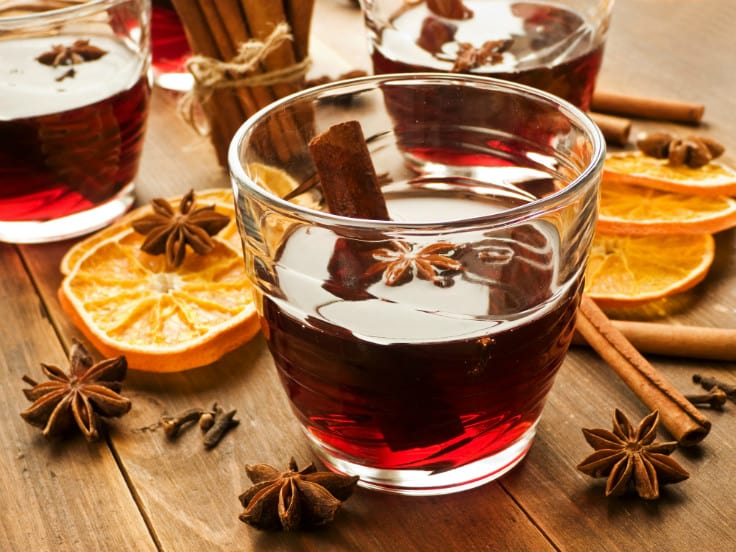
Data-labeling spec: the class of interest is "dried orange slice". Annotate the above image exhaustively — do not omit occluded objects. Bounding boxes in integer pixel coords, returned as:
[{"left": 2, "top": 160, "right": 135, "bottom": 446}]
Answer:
[
  {"left": 59, "top": 228, "right": 259, "bottom": 372},
  {"left": 584, "top": 233, "right": 715, "bottom": 307},
  {"left": 604, "top": 151, "right": 736, "bottom": 196},
  {"left": 61, "top": 187, "right": 239, "bottom": 275},
  {"left": 597, "top": 180, "right": 736, "bottom": 235}
]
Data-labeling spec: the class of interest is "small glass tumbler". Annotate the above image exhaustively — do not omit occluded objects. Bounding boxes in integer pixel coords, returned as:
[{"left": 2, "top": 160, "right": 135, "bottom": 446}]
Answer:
[
  {"left": 230, "top": 74, "right": 604, "bottom": 495},
  {"left": 360, "top": 0, "right": 614, "bottom": 109},
  {"left": 0, "top": 0, "right": 152, "bottom": 243}
]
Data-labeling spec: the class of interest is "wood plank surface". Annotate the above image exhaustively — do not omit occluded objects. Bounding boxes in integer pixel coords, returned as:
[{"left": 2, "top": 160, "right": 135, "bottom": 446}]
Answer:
[{"left": 3, "top": 0, "right": 736, "bottom": 550}]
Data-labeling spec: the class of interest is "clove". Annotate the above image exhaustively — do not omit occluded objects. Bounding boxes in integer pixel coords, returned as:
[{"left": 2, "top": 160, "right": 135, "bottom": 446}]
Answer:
[
  {"left": 202, "top": 404, "right": 239, "bottom": 449},
  {"left": 692, "top": 374, "right": 736, "bottom": 402},
  {"left": 684, "top": 389, "right": 728, "bottom": 410},
  {"left": 161, "top": 408, "right": 205, "bottom": 439}
]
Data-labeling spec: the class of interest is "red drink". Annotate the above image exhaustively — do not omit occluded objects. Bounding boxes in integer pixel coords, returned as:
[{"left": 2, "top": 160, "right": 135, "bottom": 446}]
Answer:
[
  {"left": 151, "top": 0, "right": 192, "bottom": 90},
  {"left": 369, "top": 1, "right": 605, "bottom": 109},
  {"left": 258, "top": 182, "right": 582, "bottom": 476},
  {"left": 152, "top": 1, "right": 190, "bottom": 75},
  {"left": 0, "top": 36, "right": 150, "bottom": 225}
]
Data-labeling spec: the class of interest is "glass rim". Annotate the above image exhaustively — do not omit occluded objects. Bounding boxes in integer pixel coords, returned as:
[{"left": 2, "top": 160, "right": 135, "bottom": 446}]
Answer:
[
  {"left": 229, "top": 72, "right": 606, "bottom": 232},
  {"left": 0, "top": 0, "right": 136, "bottom": 28}
]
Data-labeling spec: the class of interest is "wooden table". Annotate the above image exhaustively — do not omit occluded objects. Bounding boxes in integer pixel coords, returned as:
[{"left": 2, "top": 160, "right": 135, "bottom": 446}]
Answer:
[{"left": 3, "top": 0, "right": 735, "bottom": 550}]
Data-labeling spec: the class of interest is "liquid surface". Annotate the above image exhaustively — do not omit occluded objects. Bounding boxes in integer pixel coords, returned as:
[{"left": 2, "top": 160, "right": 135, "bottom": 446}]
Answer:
[
  {"left": 0, "top": 36, "right": 150, "bottom": 221},
  {"left": 0, "top": 36, "right": 146, "bottom": 119},
  {"left": 371, "top": 1, "right": 604, "bottom": 108}
]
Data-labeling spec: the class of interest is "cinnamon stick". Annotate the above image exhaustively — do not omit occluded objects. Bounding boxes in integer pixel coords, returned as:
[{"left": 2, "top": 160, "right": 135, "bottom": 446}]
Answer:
[
  {"left": 576, "top": 296, "right": 710, "bottom": 447},
  {"left": 574, "top": 320, "right": 736, "bottom": 362},
  {"left": 308, "top": 121, "right": 390, "bottom": 220},
  {"left": 591, "top": 90, "right": 705, "bottom": 124},
  {"left": 239, "top": 0, "right": 308, "bottom": 156},
  {"left": 171, "top": 0, "right": 236, "bottom": 164},
  {"left": 283, "top": 0, "right": 315, "bottom": 61},
  {"left": 211, "top": 0, "right": 290, "bottom": 162},
  {"left": 588, "top": 112, "right": 631, "bottom": 146}
]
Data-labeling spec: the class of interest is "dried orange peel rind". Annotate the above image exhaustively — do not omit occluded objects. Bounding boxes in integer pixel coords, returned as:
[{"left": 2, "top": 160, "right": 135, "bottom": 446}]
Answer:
[
  {"left": 59, "top": 229, "right": 259, "bottom": 372},
  {"left": 584, "top": 233, "right": 715, "bottom": 308},
  {"left": 59, "top": 188, "right": 260, "bottom": 372},
  {"left": 597, "top": 180, "right": 736, "bottom": 235},
  {"left": 603, "top": 151, "right": 736, "bottom": 196}
]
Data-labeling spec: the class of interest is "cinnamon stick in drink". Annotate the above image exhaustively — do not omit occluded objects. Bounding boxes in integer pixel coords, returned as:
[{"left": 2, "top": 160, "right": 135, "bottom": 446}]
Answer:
[
  {"left": 591, "top": 90, "right": 705, "bottom": 124},
  {"left": 576, "top": 295, "right": 711, "bottom": 447},
  {"left": 308, "top": 121, "right": 466, "bottom": 450},
  {"left": 308, "top": 121, "right": 390, "bottom": 220}
]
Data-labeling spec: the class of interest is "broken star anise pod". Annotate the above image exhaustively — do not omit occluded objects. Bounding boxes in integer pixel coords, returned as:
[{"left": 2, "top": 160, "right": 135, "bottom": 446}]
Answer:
[
  {"left": 131, "top": 189, "right": 231, "bottom": 269},
  {"left": 577, "top": 409, "right": 689, "bottom": 500},
  {"left": 363, "top": 240, "right": 463, "bottom": 287},
  {"left": 239, "top": 458, "right": 359, "bottom": 531},
  {"left": 36, "top": 39, "right": 107, "bottom": 67},
  {"left": 20, "top": 340, "right": 131, "bottom": 442}
]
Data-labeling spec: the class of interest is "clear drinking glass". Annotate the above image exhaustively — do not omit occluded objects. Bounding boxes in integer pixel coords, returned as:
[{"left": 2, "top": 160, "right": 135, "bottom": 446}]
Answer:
[
  {"left": 230, "top": 74, "right": 604, "bottom": 495},
  {"left": 360, "top": 0, "right": 615, "bottom": 109},
  {"left": 0, "top": 0, "right": 152, "bottom": 243}
]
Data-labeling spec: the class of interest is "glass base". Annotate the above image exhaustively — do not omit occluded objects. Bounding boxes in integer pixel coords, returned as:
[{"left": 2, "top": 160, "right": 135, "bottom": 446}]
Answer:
[
  {"left": 306, "top": 422, "right": 537, "bottom": 496},
  {"left": 0, "top": 183, "right": 135, "bottom": 244},
  {"left": 154, "top": 70, "right": 193, "bottom": 92}
]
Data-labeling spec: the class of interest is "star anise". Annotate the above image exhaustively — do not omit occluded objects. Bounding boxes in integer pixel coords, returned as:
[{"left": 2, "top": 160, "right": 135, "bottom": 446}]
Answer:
[
  {"left": 239, "top": 458, "right": 359, "bottom": 531},
  {"left": 363, "top": 240, "right": 463, "bottom": 286},
  {"left": 36, "top": 39, "right": 107, "bottom": 67},
  {"left": 577, "top": 409, "right": 689, "bottom": 500},
  {"left": 20, "top": 340, "right": 131, "bottom": 442},
  {"left": 452, "top": 39, "right": 513, "bottom": 72},
  {"left": 131, "top": 189, "right": 231, "bottom": 269}
]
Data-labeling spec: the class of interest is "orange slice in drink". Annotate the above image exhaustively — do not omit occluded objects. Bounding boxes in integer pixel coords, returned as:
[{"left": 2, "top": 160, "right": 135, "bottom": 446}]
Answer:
[
  {"left": 584, "top": 233, "right": 715, "bottom": 307},
  {"left": 604, "top": 151, "right": 736, "bottom": 196},
  {"left": 59, "top": 229, "right": 259, "bottom": 372},
  {"left": 597, "top": 180, "right": 736, "bottom": 235}
]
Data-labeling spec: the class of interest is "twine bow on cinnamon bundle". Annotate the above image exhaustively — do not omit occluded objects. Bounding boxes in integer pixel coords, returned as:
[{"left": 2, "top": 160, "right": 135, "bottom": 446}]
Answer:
[{"left": 172, "top": 0, "right": 315, "bottom": 166}]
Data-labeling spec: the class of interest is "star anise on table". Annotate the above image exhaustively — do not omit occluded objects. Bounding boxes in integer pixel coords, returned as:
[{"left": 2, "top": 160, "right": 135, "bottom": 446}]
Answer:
[
  {"left": 239, "top": 458, "right": 359, "bottom": 531},
  {"left": 131, "top": 189, "right": 231, "bottom": 269},
  {"left": 20, "top": 340, "right": 131, "bottom": 442},
  {"left": 577, "top": 409, "right": 689, "bottom": 500},
  {"left": 36, "top": 39, "right": 107, "bottom": 67},
  {"left": 363, "top": 240, "right": 463, "bottom": 287}
]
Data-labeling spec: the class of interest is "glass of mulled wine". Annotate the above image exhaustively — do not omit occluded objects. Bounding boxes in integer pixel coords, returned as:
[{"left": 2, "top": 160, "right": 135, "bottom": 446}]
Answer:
[
  {"left": 0, "top": 0, "right": 152, "bottom": 244},
  {"left": 230, "top": 74, "right": 604, "bottom": 495},
  {"left": 360, "top": 0, "right": 614, "bottom": 110}
]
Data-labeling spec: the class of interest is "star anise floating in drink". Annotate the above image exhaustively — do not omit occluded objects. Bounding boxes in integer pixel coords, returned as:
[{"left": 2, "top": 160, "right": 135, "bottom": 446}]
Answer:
[
  {"left": 20, "top": 340, "right": 131, "bottom": 442},
  {"left": 452, "top": 39, "right": 513, "bottom": 72},
  {"left": 577, "top": 409, "right": 689, "bottom": 500},
  {"left": 36, "top": 39, "right": 107, "bottom": 67},
  {"left": 239, "top": 458, "right": 359, "bottom": 531},
  {"left": 363, "top": 240, "right": 463, "bottom": 287},
  {"left": 131, "top": 189, "right": 231, "bottom": 269}
]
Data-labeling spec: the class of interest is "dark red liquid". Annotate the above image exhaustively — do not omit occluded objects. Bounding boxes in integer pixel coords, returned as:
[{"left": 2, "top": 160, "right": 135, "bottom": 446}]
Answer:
[
  {"left": 0, "top": 76, "right": 150, "bottom": 222},
  {"left": 369, "top": 1, "right": 605, "bottom": 109},
  {"left": 258, "top": 205, "right": 582, "bottom": 471},
  {"left": 151, "top": 2, "right": 190, "bottom": 74}
]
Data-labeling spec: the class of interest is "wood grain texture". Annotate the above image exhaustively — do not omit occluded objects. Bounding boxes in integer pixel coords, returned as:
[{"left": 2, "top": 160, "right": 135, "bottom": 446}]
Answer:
[
  {"left": 0, "top": 244, "right": 156, "bottom": 551},
  {"left": 4, "top": 0, "right": 736, "bottom": 550}
]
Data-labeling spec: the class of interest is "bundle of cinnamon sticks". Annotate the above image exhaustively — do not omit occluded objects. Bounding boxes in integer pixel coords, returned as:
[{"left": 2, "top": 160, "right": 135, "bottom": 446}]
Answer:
[{"left": 171, "top": 0, "right": 315, "bottom": 166}]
